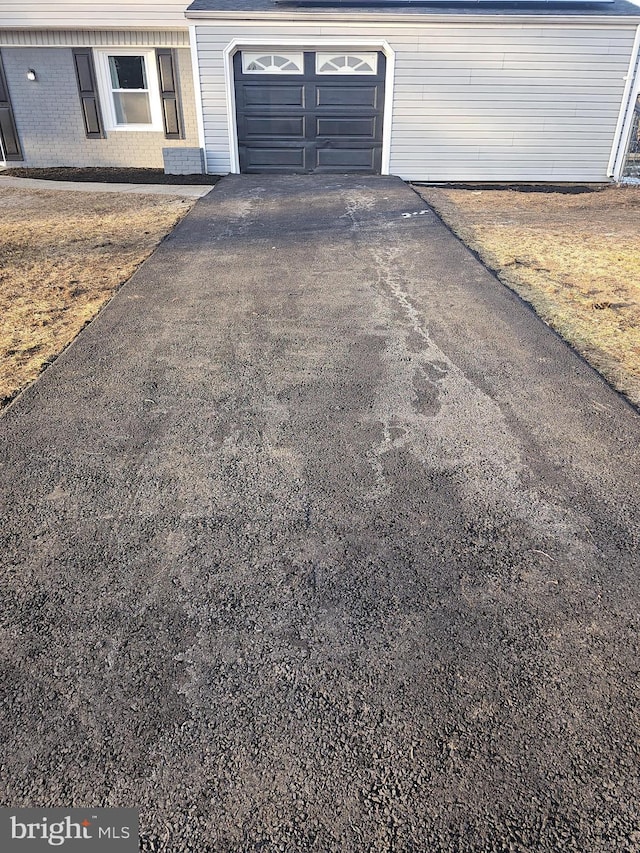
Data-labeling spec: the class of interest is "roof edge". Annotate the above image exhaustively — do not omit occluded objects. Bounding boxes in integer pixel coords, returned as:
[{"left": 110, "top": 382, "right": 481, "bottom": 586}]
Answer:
[{"left": 185, "top": 8, "right": 640, "bottom": 21}]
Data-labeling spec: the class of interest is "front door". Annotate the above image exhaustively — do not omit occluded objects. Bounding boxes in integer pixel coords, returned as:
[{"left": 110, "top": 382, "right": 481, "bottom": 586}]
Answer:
[{"left": 0, "top": 51, "right": 22, "bottom": 161}]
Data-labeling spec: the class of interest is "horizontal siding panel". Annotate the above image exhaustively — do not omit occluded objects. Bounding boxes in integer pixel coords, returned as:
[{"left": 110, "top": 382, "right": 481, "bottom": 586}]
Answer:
[
  {"left": 502, "top": 53, "right": 634, "bottom": 64},
  {"left": 455, "top": 60, "right": 623, "bottom": 71},
  {"left": 394, "top": 159, "right": 607, "bottom": 165},
  {"left": 395, "top": 99, "right": 624, "bottom": 110},
  {"left": 415, "top": 39, "right": 634, "bottom": 50},
  {"left": 395, "top": 161, "right": 610, "bottom": 168},
  {"left": 469, "top": 69, "right": 627, "bottom": 80},
  {"left": 195, "top": 19, "right": 636, "bottom": 181},
  {"left": 396, "top": 85, "right": 624, "bottom": 93},
  {"left": 393, "top": 162, "right": 610, "bottom": 172},
  {"left": 394, "top": 60, "right": 627, "bottom": 72},
  {"left": 394, "top": 110, "right": 620, "bottom": 120},
  {"left": 390, "top": 144, "right": 611, "bottom": 153},
  {"left": 391, "top": 155, "right": 609, "bottom": 162},
  {"left": 393, "top": 126, "right": 615, "bottom": 139},
  {"left": 416, "top": 31, "right": 635, "bottom": 44},
  {"left": 0, "top": 30, "right": 189, "bottom": 47},
  {"left": 399, "top": 164, "right": 609, "bottom": 170},
  {"left": 396, "top": 164, "right": 608, "bottom": 171}
]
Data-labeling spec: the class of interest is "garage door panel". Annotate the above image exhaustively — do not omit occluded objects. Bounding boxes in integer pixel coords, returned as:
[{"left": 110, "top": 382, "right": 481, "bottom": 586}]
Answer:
[
  {"left": 316, "top": 117, "right": 377, "bottom": 138},
  {"left": 316, "top": 148, "right": 378, "bottom": 169},
  {"left": 245, "top": 116, "right": 305, "bottom": 138},
  {"left": 316, "top": 86, "right": 379, "bottom": 109},
  {"left": 243, "top": 85, "right": 305, "bottom": 107},
  {"left": 243, "top": 146, "right": 306, "bottom": 170}
]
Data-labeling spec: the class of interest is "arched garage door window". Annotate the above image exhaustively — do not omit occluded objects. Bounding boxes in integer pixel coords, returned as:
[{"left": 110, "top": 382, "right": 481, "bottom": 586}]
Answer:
[
  {"left": 242, "top": 52, "right": 303, "bottom": 74},
  {"left": 316, "top": 53, "right": 378, "bottom": 75}
]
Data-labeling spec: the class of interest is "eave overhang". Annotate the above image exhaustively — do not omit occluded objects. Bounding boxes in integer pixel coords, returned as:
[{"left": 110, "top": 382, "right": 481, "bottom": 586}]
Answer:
[{"left": 185, "top": 9, "right": 640, "bottom": 24}]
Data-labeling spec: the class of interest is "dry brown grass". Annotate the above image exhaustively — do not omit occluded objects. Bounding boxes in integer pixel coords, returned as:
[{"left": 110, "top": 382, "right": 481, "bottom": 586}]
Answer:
[
  {"left": 416, "top": 185, "right": 640, "bottom": 407},
  {"left": 0, "top": 187, "right": 194, "bottom": 407}
]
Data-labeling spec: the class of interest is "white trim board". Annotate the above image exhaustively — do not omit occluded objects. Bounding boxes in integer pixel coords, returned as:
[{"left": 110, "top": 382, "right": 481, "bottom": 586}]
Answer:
[
  {"left": 189, "top": 24, "right": 208, "bottom": 167},
  {"left": 221, "top": 37, "right": 396, "bottom": 175}
]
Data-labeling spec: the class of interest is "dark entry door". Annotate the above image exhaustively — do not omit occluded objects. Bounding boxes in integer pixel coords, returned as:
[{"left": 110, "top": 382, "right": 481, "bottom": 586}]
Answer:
[
  {"left": 234, "top": 50, "right": 385, "bottom": 174},
  {"left": 0, "top": 51, "right": 22, "bottom": 161}
]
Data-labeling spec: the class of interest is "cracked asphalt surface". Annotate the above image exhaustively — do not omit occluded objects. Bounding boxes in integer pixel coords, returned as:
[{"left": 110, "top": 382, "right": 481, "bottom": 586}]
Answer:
[{"left": 1, "top": 175, "right": 639, "bottom": 852}]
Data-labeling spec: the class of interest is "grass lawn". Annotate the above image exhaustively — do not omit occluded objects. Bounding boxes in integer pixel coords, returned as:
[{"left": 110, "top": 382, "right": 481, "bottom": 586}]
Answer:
[
  {"left": 415, "top": 185, "right": 640, "bottom": 409},
  {"left": 0, "top": 187, "right": 194, "bottom": 408}
]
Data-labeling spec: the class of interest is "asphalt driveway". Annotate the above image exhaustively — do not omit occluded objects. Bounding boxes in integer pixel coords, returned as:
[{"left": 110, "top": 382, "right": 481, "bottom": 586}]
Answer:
[{"left": 1, "top": 175, "right": 639, "bottom": 852}]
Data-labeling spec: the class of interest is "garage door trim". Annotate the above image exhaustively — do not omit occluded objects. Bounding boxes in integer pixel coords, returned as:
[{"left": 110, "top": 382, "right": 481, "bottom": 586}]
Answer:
[{"left": 222, "top": 38, "right": 396, "bottom": 175}]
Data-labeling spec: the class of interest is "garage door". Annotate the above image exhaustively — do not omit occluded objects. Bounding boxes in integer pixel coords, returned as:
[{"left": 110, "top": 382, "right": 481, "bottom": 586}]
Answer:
[{"left": 233, "top": 50, "right": 386, "bottom": 174}]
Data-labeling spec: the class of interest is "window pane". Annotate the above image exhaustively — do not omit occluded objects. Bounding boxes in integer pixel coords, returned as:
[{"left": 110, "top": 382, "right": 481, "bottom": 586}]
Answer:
[
  {"left": 316, "top": 52, "right": 378, "bottom": 75},
  {"left": 113, "top": 91, "right": 151, "bottom": 124},
  {"left": 109, "top": 55, "right": 147, "bottom": 90},
  {"left": 242, "top": 51, "right": 303, "bottom": 74}
]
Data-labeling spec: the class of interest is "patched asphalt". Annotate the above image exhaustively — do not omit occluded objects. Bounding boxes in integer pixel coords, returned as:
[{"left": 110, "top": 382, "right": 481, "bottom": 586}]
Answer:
[{"left": 1, "top": 175, "right": 639, "bottom": 852}]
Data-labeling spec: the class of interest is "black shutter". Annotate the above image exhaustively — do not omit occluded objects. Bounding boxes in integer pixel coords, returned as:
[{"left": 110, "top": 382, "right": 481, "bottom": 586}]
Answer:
[
  {"left": 73, "top": 48, "right": 104, "bottom": 138},
  {"left": 0, "top": 51, "right": 22, "bottom": 160},
  {"left": 156, "top": 49, "right": 183, "bottom": 139}
]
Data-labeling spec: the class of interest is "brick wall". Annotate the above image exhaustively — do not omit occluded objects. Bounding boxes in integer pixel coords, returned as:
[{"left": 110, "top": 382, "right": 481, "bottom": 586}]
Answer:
[
  {"left": 2, "top": 45, "right": 200, "bottom": 168},
  {"left": 163, "top": 146, "right": 204, "bottom": 174}
]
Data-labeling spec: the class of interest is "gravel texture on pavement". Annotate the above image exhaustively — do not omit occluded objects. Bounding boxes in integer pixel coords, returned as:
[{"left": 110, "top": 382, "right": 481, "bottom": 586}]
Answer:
[{"left": 1, "top": 175, "right": 639, "bottom": 852}]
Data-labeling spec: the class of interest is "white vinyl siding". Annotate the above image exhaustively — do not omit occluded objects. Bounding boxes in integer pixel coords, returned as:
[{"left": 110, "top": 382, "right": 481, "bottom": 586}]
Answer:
[
  {"left": 0, "top": 1, "right": 189, "bottom": 29},
  {"left": 0, "top": 31, "right": 190, "bottom": 48},
  {"left": 194, "top": 20, "right": 637, "bottom": 181}
]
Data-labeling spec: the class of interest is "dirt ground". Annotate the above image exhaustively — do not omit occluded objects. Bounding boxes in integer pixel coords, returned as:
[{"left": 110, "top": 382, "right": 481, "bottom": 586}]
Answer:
[
  {"left": 415, "top": 185, "right": 640, "bottom": 408},
  {"left": 0, "top": 187, "right": 194, "bottom": 407}
]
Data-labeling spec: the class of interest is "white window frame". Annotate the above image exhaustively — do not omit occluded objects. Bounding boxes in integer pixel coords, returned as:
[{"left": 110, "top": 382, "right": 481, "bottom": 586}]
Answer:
[
  {"left": 95, "top": 48, "right": 163, "bottom": 132},
  {"left": 315, "top": 52, "right": 378, "bottom": 76},
  {"left": 241, "top": 51, "right": 304, "bottom": 75}
]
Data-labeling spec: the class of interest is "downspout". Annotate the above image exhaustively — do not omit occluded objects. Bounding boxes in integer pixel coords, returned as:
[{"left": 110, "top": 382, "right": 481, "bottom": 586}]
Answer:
[{"left": 608, "top": 24, "right": 640, "bottom": 181}]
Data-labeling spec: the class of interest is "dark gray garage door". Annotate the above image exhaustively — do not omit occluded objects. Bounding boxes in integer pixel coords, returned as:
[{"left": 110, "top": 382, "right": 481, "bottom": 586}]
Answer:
[{"left": 234, "top": 50, "right": 385, "bottom": 174}]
